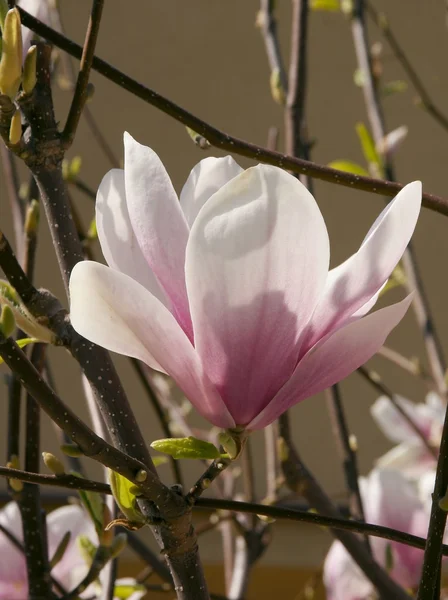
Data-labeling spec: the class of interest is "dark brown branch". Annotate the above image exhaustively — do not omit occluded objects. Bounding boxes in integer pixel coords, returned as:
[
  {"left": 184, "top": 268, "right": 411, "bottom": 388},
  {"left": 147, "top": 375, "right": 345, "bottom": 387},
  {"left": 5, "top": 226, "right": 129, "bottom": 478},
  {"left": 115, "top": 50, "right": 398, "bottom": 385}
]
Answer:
[
  {"left": 325, "top": 384, "right": 370, "bottom": 552},
  {"left": 15, "top": 7, "right": 448, "bottom": 217},
  {"left": 0, "top": 332, "right": 169, "bottom": 505},
  {"left": 62, "top": 0, "right": 104, "bottom": 146},
  {"left": 186, "top": 458, "right": 231, "bottom": 505}
]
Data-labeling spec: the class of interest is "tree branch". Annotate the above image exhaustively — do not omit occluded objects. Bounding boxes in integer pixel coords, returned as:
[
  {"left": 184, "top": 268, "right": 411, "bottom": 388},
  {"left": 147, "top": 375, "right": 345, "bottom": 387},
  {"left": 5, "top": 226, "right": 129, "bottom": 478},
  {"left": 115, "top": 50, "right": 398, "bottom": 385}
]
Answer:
[
  {"left": 15, "top": 7, "right": 448, "bottom": 217},
  {"left": 62, "top": 0, "right": 105, "bottom": 146}
]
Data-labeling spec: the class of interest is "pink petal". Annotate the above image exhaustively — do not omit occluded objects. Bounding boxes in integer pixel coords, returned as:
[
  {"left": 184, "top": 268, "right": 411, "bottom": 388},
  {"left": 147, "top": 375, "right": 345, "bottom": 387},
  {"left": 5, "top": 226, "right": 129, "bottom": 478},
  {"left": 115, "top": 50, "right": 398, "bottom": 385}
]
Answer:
[
  {"left": 362, "top": 469, "right": 426, "bottom": 588},
  {"left": 186, "top": 165, "right": 329, "bottom": 426},
  {"left": 0, "top": 504, "right": 26, "bottom": 589},
  {"left": 249, "top": 295, "right": 412, "bottom": 430},
  {"left": 47, "top": 505, "right": 96, "bottom": 586},
  {"left": 96, "top": 168, "right": 167, "bottom": 305},
  {"left": 124, "top": 133, "right": 192, "bottom": 338},
  {"left": 69, "top": 261, "right": 234, "bottom": 428},
  {"left": 180, "top": 156, "right": 243, "bottom": 226},
  {"left": 323, "top": 540, "right": 373, "bottom": 600},
  {"left": 303, "top": 182, "right": 421, "bottom": 349},
  {"left": 371, "top": 395, "right": 434, "bottom": 444}
]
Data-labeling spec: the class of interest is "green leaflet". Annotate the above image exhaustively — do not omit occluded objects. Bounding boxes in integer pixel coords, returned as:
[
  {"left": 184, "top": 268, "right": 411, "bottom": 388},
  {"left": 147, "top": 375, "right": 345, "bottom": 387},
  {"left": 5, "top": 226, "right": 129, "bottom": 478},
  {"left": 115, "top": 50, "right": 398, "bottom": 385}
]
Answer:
[{"left": 151, "top": 436, "right": 221, "bottom": 460}]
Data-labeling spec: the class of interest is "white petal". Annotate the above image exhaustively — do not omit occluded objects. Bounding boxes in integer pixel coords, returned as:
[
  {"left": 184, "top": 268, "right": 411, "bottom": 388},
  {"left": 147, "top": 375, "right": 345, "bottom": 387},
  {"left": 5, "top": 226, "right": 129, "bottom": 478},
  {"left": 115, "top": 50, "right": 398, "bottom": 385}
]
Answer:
[
  {"left": 304, "top": 182, "right": 421, "bottom": 348},
  {"left": 249, "top": 295, "right": 412, "bottom": 430},
  {"left": 96, "top": 168, "right": 167, "bottom": 304},
  {"left": 69, "top": 261, "right": 234, "bottom": 428},
  {"left": 375, "top": 441, "right": 436, "bottom": 479},
  {"left": 124, "top": 133, "right": 192, "bottom": 336},
  {"left": 180, "top": 156, "right": 243, "bottom": 226},
  {"left": 371, "top": 395, "right": 434, "bottom": 444},
  {"left": 186, "top": 164, "right": 329, "bottom": 426}
]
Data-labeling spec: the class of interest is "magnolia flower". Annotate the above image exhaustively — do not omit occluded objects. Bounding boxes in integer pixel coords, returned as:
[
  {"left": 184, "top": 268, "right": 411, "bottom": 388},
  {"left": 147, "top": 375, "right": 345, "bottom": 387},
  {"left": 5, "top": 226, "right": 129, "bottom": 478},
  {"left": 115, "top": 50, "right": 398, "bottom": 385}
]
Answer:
[
  {"left": 17, "top": 0, "right": 56, "bottom": 55},
  {"left": 0, "top": 502, "right": 144, "bottom": 599},
  {"left": 371, "top": 392, "right": 444, "bottom": 478},
  {"left": 323, "top": 469, "right": 429, "bottom": 599},
  {"left": 70, "top": 134, "right": 421, "bottom": 432}
]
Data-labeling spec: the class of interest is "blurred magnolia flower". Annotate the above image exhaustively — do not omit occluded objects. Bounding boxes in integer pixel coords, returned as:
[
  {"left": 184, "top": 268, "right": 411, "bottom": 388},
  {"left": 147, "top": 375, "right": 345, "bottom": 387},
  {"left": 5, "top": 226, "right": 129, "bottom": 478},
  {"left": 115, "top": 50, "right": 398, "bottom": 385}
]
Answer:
[
  {"left": 376, "top": 125, "right": 408, "bottom": 159},
  {"left": 0, "top": 502, "right": 144, "bottom": 599},
  {"left": 70, "top": 133, "right": 421, "bottom": 432},
  {"left": 323, "top": 469, "right": 429, "bottom": 599},
  {"left": 17, "top": 0, "right": 56, "bottom": 55},
  {"left": 371, "top": 392, "right": 444, "bottom": 478}
]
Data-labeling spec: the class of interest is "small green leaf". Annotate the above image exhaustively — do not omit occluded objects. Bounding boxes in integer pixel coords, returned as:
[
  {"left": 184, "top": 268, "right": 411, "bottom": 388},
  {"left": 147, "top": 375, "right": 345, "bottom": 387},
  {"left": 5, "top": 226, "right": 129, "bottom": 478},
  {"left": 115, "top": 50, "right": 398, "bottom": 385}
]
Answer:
[
  {"left": 151, "top": 436, "right": 221, "bottom": 460},
  {"left": 114, "top": 582, "right": 146, "bottom": 599},
  {"left": 355, "top": 122, "right": 383, "bottom": 176},
  {"left": 152, "top": 456, "right": 169, "bottom": 467},
  {"left": 328, "top": 160, "right": 369, "bottom": 176},
  {"left": 311, "top": 0, "right": 340, "bottom": 10},
  {"left": 382, "top": 80, "right": 407, "bottom": 97},
  {"left": 108, "top": 470, "right": 145, "bottom": 524},
  {"left": 77, "top": 534, "right": 96, "bottom": 566}
]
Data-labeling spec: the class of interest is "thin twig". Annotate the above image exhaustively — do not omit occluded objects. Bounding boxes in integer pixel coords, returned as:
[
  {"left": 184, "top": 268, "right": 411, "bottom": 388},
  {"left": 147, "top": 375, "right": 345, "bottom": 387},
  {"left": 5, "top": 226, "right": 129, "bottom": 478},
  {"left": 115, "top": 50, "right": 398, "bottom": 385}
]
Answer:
[
  {"left": 186, "top": 458, "right": 232, "bottom": 505},
  {"left": 15, "top": 7, "right": 448, "bottom": 217},
  {"left": 377, "top": 345, "right": 433, "bottom": 387},
  {"left": 257, "top": 0, "right": 288, "bottom": 92},
  {"left": 366, "top": 0, "right": 448, "bottom": 132},
  {"left": 325, "top": 384, "right": 370, "bottom": 552},
  {"left": 62, "top": 0, "right": 105, "bottom": 146}
]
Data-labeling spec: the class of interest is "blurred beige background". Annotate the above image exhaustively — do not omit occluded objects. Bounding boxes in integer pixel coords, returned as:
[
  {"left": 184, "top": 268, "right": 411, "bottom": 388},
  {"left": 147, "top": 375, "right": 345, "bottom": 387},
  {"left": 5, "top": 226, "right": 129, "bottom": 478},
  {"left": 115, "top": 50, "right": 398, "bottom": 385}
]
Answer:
[{"left": 1, "top": 1, "right": 448, "bottom": 597}]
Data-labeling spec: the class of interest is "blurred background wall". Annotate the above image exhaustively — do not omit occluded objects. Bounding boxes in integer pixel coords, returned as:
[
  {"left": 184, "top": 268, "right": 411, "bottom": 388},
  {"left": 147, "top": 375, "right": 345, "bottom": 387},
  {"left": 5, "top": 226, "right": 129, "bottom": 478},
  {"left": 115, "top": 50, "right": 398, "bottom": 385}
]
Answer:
[{"left": 1, "top": 1, "right": 448, "bottom": 597}]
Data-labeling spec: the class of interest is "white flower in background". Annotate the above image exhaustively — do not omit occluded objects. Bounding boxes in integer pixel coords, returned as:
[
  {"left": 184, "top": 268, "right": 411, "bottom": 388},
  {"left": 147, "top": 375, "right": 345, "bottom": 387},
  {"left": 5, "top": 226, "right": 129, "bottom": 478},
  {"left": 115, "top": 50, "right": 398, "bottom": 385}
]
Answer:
[
  {"left": 323, "top": 468, "right": 429, "bottom": 599},
  {"left": 0, "top": 502, "right": 145, "bottom": 600},
  {"left": 69, "top": 133, "right": 421, "bottom": 433},
  {"left": 371, "top": 392, "right": 444, "bottom": 478},
  {"left": 17, "top": 0, "right": 56, "bottom": 55}
]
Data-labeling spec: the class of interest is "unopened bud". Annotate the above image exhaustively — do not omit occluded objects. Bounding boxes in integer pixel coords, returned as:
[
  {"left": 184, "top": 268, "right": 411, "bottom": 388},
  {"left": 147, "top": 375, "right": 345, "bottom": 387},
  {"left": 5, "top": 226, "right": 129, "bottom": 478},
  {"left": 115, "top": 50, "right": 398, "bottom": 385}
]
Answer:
[
  {"left": 8, "top": 109, "right": 21, "bottom": 145},
  {"left": 0, "top": 304, "right": 15, "bottom": 337},
  {"left": 7, "top": 455, "right": 23, "bottom": 492},
  {"left": 86, "top": 82, "right": 95, "bottom": 102},
  {"left": 60, "top": 443, "right": 84, "bottom": 457},
  {"left": 22, "top": 46, "right": 37, "bottom": 95},
  {"left": 25, "top": 200, "right": 39, "bottom": 235},
  {"left": 42, "top": 452, "right": 65, "bottom": 476},
  {"left": 135, "top": 469, "right": 147, "bottom": 483},
  {"left": 0, "top": 9, "right": 23, "bottom": 99},
  {"left": 376, "top": 125, "right": 408, "bottom": 158},
  {"left": 0, "top": 1, "right": 7, "bottom": 31},
  {"left": 110, "top": 532, "right": 127, "bottom": 558},
  {"left": 349, "top": 434, "right": 358, "bottom": 453},
  {"left": 270, "top": 68, "right": 286, "bottom": 105}
]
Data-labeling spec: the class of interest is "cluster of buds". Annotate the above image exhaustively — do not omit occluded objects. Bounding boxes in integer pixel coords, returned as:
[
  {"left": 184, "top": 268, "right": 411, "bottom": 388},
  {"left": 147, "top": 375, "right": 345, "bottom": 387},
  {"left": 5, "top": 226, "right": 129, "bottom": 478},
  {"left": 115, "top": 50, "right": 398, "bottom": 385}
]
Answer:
[{"left": 0, "top": 5, "right": 37, "bottom": 146}]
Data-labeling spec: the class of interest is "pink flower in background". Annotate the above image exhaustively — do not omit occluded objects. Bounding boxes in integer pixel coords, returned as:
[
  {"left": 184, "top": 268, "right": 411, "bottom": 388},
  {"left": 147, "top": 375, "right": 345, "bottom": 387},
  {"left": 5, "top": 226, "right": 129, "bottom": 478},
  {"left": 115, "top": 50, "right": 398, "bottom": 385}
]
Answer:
[
  {"left": 17, "top": 0, "right": 56, "bottom": 55},
  {"left": 70, "top": 134, "right": 421, "bottom": 431},
  {"left": 323, "top": 469, "right": 429, "bottom": 599},
  {"left": 0, "top": 502, "right": 144, "bottom": 600},
  {"left": 371, "top": 392, "right": 444, "bottom": 478}
]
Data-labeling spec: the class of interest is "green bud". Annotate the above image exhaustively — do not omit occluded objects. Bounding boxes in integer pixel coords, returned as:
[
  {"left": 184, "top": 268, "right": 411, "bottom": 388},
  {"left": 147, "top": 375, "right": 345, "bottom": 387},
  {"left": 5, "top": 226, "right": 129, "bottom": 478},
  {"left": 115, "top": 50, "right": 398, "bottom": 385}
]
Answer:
[
  {"left": 0, "top": 8, "right": 23, "bottom": 99},
  {"left": 135, "top": 469, "right": 147, "bottom": 483},
  {"left": 0, "top": 304, "right": 15, "bottom": 337},
  {"left": 42, "top": 452, "right": 65, "bottom": 476},
  {"left": 24, "top": 200, "right": 40, "bottom": 235},
  {"left": 270, "top": 69, "right": 286, "bottom": 106},
  {"left": 439, "top": 489, "right": 448, "bottom": 511},
  {"left": 61, "top": 443, "right": 84, "bottom": 457},
  {"left": 0, "top": 279, "right": 56, "bottom": 343},
  {"left": 7, "top": 455, "right": 23, "bottom": 492},
  {"left": 185, "top": 126, "right": 210, "bottom": 150},
  {"left": 22, "top": 46, "right": 37, "bottom": 95},
  {"left": 218, "top": 428, "right": 247, "bottom": 460},
  {"left": 8, "top": 109, "right": 21, "bottom": 145},
  {"left": 77, "top": 534, "right": 96, "bottom": 566},
  {"left": 110, "top": 532, "right": 127, "bottom": 558}
]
